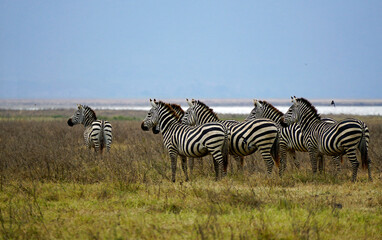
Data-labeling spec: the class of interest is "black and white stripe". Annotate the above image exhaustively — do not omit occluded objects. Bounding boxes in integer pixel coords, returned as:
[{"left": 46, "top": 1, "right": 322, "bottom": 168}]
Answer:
[
  {"left": 281, "top": 97, "right": 372, "bottom": 181},
  {"left": 183, "top": 99, "right": 280, "bottom": 175},
  {"left": 141, "top": 99, "right": 229, "bottom": 182},
  {"left": 245, "top": 99, "right": 340, "bottom": 175},
  {"left": 67, "top": 104, "right": 112, "bottom": 154}
]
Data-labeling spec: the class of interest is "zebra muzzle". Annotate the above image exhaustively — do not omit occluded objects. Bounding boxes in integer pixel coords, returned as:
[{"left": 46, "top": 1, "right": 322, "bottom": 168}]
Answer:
[
  {"left": 67, "top": 119, "right": 74, "bottom": 127},
  {"left": 279, "top": 117, "right": 288, "bottom": 128},
  {"left": 152, "top": 126, "right": 160, "bottom": 134},
  {"left": 141, "top": 122, "right": 149, "bottom": 131}
]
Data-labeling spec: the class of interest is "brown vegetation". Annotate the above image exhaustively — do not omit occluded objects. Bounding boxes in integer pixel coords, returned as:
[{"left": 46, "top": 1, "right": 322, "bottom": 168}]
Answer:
[{"left": 0, "top": 110, "right": 381, "bottom": 239}]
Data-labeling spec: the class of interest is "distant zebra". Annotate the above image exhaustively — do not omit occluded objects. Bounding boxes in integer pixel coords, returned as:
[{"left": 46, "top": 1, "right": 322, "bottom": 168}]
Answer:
[
  {"left": 183, "top": 99, "right": 280, "bottom": 175},
  {"left": 245, "top": 99, "right": 340, "bottom": 174},
  {"left": 281, "top": 97, "right": 372, "bottom": 181},
  {"left": 67, "top": 104, "right": 112, "bottom": 154},
  {"left": 141, "top": 99, "right": 229, "bottom": 182}
]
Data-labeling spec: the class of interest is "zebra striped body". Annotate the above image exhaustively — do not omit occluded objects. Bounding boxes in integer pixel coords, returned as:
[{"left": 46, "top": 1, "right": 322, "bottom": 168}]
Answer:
[
  {"left": 67, "top": 104, "right": 112, "bottom": 153},
  {"left": 282, "top": 97, "right": 372, "bottom": 181},
  {"left": 183, "top": 99, "right": 279, "bottom": 174},
  {"left": 246, "top": 100, "right": 339, "bottom": 174},
  {"left": 141, "top": 100, "right": 229, "bottom": 182}
]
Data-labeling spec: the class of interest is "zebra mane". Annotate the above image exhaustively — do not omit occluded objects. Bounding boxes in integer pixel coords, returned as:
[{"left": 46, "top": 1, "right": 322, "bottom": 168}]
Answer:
[
  {"left": 195, "top": 100, "right": 219, "bottom": 120},
  {"left": 296, "top": 98, "right": 321, "bottom": 120},
  {"left": 259, "top": 100, "right": 283, "bottom": 118},
  {"left": 157, "top": 101, "right": 181, "bottom": 120},
  {"left": 82, "top": 105, "right": 97, "bottom": 120},
  {"left": 170, "top": 104, "right": 184, "bottom": 115}
]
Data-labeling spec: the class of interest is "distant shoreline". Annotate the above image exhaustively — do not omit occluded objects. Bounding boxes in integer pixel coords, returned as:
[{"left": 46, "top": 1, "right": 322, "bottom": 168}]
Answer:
[{"left": 1, "top": 98, "right": 382, "bottom": 110}]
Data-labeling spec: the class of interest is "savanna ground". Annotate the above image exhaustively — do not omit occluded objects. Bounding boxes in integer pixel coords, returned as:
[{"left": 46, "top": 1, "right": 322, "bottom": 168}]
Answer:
[{"left": 0, "top": 109, "right": 381, "bottom": 239}]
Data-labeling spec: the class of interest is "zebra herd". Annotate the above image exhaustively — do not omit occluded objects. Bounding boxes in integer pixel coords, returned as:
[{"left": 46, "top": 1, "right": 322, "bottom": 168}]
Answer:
[{"left": 67, "top": 97, "right": 372, "bottom": 182}]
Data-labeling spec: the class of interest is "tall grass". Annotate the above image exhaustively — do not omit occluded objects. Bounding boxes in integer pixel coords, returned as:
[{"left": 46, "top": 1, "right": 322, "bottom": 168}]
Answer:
[{"left": 0, "top": 110, "right": 381, "bottom": 239}]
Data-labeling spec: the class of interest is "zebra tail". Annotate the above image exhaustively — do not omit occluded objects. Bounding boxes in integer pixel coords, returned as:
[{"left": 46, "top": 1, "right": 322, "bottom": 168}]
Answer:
[
  {"left": 359, "top": 129, "right": 368, "bottom": 170},
  {"left": 271, "top": 131, "right": 280, "bottom": 168},
  {"left": 100, "top": 120, "right": 105, "bottom": 154}
]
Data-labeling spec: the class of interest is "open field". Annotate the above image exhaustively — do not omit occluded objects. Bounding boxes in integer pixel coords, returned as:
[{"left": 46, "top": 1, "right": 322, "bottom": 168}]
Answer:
[{"left": 0, "top": 109, "right": 381, "bottom": 239}]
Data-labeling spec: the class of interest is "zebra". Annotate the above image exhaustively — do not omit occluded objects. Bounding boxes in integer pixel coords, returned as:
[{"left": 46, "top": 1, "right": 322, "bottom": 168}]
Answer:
[
  {"left": 183, "top": 99, "right": 280, "bottom": 175},
  {"left": 245, "top": 99, "right": 341, "bottom": 174},
  {"left": 281, "top": 97, "right": 372, "bottom": 181},
  {"left": 150, "top": 103, "right": 200, "bottom": 172},
  {"left": 141, "top": 99, "right": 230, "bottom": 182},
  {"left": 182, "top": 99, "right": 245, "bottom": 171},
  {"left": 67, "top": 104, "right": 112, "bottom": 154}
]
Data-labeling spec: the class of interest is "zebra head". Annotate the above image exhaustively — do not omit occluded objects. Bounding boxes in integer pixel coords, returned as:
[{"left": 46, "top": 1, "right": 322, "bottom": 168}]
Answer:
[
  {"left": 182, "top": 99, "right": 197, "bottom": 126},
  {"left": 68, "top": 104, "right": 85, "bottom": 127},
  {"left": 245, "top": 99, "right": 263, "bottom": 121},
  {"left": 281, "top": 96, "right": 299, "bottom": 127},
  {"left": 141, "top": 99, "right": 160, "bottom": 131},
  {"left": 282, "top": 96, "right": 321, "bottom": 127}
]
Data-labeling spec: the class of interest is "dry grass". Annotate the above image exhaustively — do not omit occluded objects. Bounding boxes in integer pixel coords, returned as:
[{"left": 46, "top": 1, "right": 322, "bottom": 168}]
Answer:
[{"left": 0, "top": 110, "right": 381, "bottom": 239}]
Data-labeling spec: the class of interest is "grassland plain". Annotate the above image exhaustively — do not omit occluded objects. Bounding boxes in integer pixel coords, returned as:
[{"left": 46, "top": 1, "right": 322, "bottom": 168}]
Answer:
[{"left": 0, "top": 109, "right": 381, "bottom": 240}]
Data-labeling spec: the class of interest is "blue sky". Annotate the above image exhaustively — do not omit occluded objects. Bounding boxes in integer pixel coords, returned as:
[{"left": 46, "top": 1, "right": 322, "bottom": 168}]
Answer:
[{"left": 0, "top": 1, "right": 381, "bottom": 99}]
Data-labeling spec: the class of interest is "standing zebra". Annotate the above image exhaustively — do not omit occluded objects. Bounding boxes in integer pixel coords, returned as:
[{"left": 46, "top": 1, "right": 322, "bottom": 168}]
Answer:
[
  {"left": 281, "top": 97, "right": 372, "bottom": 181},
  {"left": 141, "top": 99, "right": 229, "bottom": 182},
  {"left": 182, "top": 99, "right": 245, "bottom": 171},
  {"left": 67, "top": 104, "right": 112, "bottom": 154},
  {"left": 245, "top": 99, "right": 340, "bottom": 174},
  {"left": 183, "top": 99, "right": 280, "bottom": 175},
  {"left": 150, "top": 103, "right": 199, "bottom": 172}
]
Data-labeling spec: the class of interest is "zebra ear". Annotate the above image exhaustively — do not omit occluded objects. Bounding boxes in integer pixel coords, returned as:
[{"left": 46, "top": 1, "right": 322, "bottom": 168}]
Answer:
[
  {"left": 253, "top": 99, "right": 256, "bottom": 106},
  {"left": 77, "top": 104, "right": 81, "bottom": 109},
  {"left": 150, "top": 99, "right": 157, "bottom": 108},
  {"left": 186, "top": 99, "right": 193, "bottom": 107},
  {"left": 292, "top": 96, "right": 298, "bottom": 105},
  {"left": 255, "top": 100, "right": 262, "bottom": 108}
]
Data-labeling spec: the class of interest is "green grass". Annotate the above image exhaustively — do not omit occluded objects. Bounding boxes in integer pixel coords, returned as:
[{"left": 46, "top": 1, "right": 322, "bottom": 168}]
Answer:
[{"left": 1, "top": 177, "right": 381, "bottom": 240}]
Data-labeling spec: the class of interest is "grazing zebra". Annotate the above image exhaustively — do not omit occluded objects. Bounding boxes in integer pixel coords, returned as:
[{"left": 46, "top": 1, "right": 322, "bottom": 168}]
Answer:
[
  {"left": 281, "top": 97, "right": 372, "bottom": 181},
  {"left": 141, "top": 99, "right": 229, "bottom": 182},
  {"left": 245, "top": 99, "right": 340, "bottom": 174},
  {"left": 183, "top": 99, "right": 280, "bottom": 175},
  {"left": 67, "top": 104, "right": 112, "bottom": 154}
]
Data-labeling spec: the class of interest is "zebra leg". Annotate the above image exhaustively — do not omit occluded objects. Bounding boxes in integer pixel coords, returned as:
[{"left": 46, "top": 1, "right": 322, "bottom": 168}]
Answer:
[
  {"left": 346, "top": 149, "right": 359, "bottom": 182},
  {"left": 290, "top": 149, "right": 300, "bottom": 169},
  {"left": 188, "top": 158, "right": 194, "bottom": 175},
  {"left": 318, "top": 155, "right": 324, "bottom": 173},
  {"left": 211, "top": 151, "right": 224, "bottom": 180},
  {"left": 181, "top": 156, "right": 189, "bottom": 182},
  {"left": 279, "top": 144, "right": 288, "bottom": 177},
  {"left": 259, "top": 149, "right": 274, "bottom": 175},
  {"left": 308, "top": 150, "right": 319, "bottom": 174},
  {"left": 332, "top": 156, "right": 341, "bottom": 173},
  {"left": 169, "top": 153, "right": 178, "bottom": 182},
  {"left": 233, "top": 155, "right": 244, "bottom": 172},
  {"left": 367, "top": 157, "right": 373, "bottom": 181}
]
